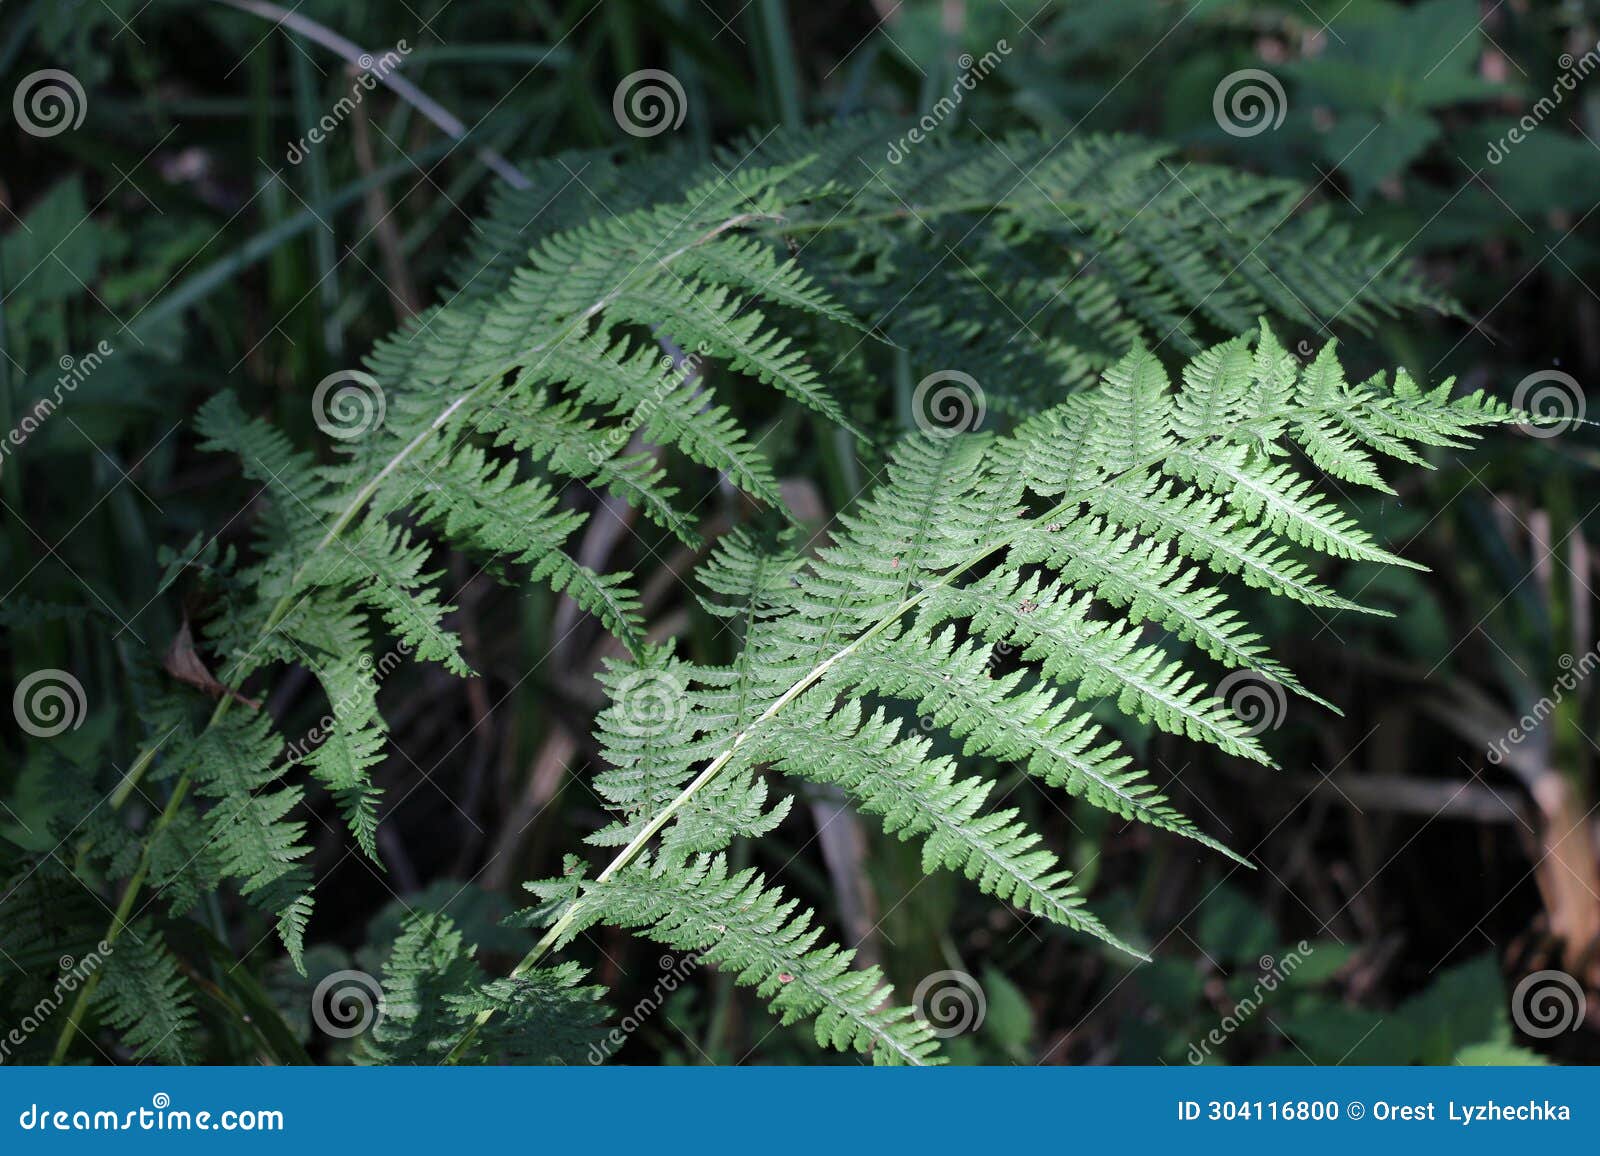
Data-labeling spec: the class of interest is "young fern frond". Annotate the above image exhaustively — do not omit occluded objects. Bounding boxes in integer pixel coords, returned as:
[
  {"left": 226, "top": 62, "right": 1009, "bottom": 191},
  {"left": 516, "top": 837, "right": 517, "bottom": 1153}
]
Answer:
[{"left": 494, "top": 323, "right": 1516, "bottom": 1065}]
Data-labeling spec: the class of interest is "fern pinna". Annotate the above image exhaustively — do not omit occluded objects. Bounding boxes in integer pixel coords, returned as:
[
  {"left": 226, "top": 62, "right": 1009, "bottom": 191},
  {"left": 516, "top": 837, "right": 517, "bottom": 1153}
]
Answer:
[{"left": 2, "top": 125, "right": 1511, "bottom": 1066}]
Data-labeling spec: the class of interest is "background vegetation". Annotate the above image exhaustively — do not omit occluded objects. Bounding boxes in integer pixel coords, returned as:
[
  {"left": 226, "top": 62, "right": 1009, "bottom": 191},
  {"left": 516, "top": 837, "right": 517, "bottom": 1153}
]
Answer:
[{"left": 3, "top": 0, "right": 1599, "bottom": 1064}]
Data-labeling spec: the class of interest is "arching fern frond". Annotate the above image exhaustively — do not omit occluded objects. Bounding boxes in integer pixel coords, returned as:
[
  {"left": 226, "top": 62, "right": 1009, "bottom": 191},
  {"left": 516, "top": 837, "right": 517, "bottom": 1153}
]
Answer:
[
  {"left": 538, "top": 852, "right": 941, "bottom": 1065},
  {"left": 490, "top": 322, "right": 1516, "bottom": 1066},
  {"left": 88, "top": 158, "right": 869, "bottom": 991},
  {"left": 754, "top": 122, "right": 1447, "bottom": 413},
  {"left": 449, "top": 123, "right": 1447, "bottom": 424}
]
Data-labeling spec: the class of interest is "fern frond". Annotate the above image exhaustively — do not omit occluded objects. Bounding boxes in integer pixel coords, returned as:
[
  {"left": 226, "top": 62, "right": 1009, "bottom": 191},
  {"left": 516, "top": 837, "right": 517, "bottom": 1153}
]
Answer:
[
  {"left": 756, "top": 694, "right": 1136, "bottom": 947},
  {"left": 501, "top": 322, "right": 1517, "bottom": 1065},
  {"left": 728, "top": 123, "right": 1448, "bottom": 412},
  {"left": 88, "top": 154, "right": 880, "bottom": 998}
]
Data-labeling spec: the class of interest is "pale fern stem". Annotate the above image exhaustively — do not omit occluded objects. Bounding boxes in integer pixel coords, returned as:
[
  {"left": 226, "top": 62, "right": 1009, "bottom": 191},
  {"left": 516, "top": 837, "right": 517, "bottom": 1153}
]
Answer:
[{"left": 57, "top": 212, "right": 783, "bottom": 1063}]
